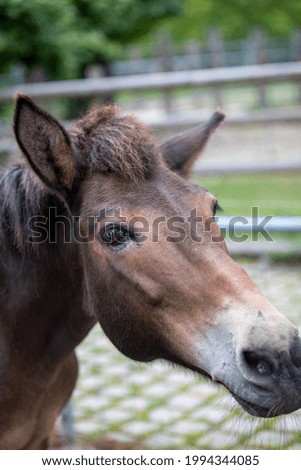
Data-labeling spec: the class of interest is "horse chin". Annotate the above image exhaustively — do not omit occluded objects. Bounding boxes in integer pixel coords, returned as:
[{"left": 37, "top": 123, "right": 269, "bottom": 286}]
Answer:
[
  {"left": 228, "top": 391, "right": 275, "bottom": 418},
  {"left": 176, "top": 360, "right": 279, "bottom": 418},
  {"left": 204, "top": 376, "right": 276, "bottom": 418},
  {"left": 169, "top": 357, "right": 261, "bottom": 416}
]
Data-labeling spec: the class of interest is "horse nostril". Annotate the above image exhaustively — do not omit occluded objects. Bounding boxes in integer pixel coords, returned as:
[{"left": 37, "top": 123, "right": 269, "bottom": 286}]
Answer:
[{"left": 242, "top": 350, "right": 275, "bottom": 377}]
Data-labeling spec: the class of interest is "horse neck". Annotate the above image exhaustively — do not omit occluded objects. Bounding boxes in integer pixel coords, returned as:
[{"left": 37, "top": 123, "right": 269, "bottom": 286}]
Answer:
[
  {"left": 0, "top": 163, "right": 95, "bottom": 373},
  {"left": 0, "top": 225, "right": 95, "bottom": 375}
]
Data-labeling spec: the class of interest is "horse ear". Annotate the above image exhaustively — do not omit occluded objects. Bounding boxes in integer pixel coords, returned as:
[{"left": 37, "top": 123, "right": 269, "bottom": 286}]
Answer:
[
  {"left": 14, "top": 93, "right": 77, "bottom": 192},
  {"left": 161, "top": 110, "right": 225, "bottom": 177}
]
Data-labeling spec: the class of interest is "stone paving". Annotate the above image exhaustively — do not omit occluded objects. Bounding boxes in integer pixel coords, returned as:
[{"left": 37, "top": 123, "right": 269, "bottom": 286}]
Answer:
[{"left": 67, "top": 259, "right": 301, "bottom": 450}]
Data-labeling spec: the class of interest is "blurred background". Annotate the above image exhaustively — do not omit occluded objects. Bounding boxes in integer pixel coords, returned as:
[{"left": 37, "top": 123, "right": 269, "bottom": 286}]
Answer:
[{"left": 1, "top": 0, "right": 301, "bottom": 450}]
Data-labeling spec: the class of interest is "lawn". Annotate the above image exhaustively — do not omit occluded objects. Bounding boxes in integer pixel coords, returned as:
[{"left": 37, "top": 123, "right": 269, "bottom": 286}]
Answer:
[
  {"left": 192, "top": 173, "right": 301, "bottom": 250},
  {"left": 192, "top": 173, "right": 301, "bottom": 217}
]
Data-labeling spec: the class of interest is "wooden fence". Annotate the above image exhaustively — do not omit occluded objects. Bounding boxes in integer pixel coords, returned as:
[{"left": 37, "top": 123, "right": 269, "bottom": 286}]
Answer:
[
  {"left": 1, "top": 61, "right": 301, "bottom": 174},
  {"left": 116, "top": 29, "right": 301, "bottom": 76},
  {"left": 1, "top": 61, "right": 301, "bottom": 123},
  {"left": 1, "top": 61, "right": 301, "bottom": 103}
]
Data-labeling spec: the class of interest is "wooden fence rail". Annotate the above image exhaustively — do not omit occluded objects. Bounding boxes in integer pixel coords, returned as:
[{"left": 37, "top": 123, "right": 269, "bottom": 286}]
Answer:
[
  {"left": 1, "top": 62, "right": 301, "bottom": 102},
  {"left": 1, "top": 62, "right": 301, "bottom": 179}
]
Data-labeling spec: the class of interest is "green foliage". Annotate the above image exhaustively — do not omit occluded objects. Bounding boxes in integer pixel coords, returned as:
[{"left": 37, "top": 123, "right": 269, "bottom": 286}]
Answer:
[
  {"left": 2, "top": 0, "right": 299, "bottom": 79},
  {"left": 206, "top": 0, "right": 301, "bottom": 39},
  {"left": 0, "top": 0, "right": 184, "bottom": 79},
  {"left": 159, "top": 0, "right": 301, "bottom": 41},
  {"left": 72, "top": 0, "right": 184, "bottom": 42},
  {"left": 0, "top": 0, "right": 76, "bottom": 77}
]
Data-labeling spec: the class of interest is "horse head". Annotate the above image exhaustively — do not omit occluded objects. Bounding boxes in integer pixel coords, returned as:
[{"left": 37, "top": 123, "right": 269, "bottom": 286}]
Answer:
[{"left": 14, "top": 93, "right": 301, "bottom": 418}]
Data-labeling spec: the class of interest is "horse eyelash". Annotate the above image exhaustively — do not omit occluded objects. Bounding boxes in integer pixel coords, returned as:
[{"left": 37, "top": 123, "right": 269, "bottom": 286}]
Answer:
[{"left": 214, "top": 201, "right": 223, "bottom": 215}]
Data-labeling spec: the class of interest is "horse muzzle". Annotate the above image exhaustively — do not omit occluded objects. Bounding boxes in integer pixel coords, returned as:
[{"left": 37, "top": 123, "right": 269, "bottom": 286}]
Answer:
[{"left": 207, "top": 325, "right": 301, "bottom": 418}]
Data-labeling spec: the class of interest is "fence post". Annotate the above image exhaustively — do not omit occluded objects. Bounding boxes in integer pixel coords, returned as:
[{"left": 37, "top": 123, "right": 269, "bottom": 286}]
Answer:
[
  {"left": 186, "top": 41, "right": 203, "bottom": 108},
  {"left": 207, "top": 28, "right": 224, "bottom": 108},
  {"left": 243, "top": 33, "right": 256, "bottom": 65},
  {"left": 252, "top": 29, "right": 268, "bottom": 107},
  {"left": 186, "top": 41, "right": 202, "bottom": 70},
  {"left": 290, "top": 29, "right": 301, "bottom": 103},
  {"left": 61, "top": 401, "right": 75, "bottom": 445},
  {"left": 127, "top": 45, "right": 144, "bottom": 74},
  {"left": 154, "top": 30, "right": 175, "bottom": 115},
  {"left": 85, "top": 64, "right": 105, "bottom": 106}
]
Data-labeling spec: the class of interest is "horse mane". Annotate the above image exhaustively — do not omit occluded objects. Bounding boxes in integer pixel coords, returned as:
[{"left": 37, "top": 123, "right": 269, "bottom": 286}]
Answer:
[
  {"left": 69, "top": 104, "right": 162, "bottom": 183},
  {"left": 0, "top": 164, "right": 65, "bottom": 255}
]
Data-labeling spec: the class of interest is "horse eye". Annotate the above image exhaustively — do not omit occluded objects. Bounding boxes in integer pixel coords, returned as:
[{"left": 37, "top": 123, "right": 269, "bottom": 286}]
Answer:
[
  {"left": 99, "top": 224, "right": 131, "bottom": 247},
  {"left": 213, "top": 201, "right": 223, "bottom": 216}
]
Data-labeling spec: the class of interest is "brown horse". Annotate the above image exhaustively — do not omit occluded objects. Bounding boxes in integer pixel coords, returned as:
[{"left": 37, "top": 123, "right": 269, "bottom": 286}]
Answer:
[{"left": 1, "top": 93, "right": 301, "bottom": 449}]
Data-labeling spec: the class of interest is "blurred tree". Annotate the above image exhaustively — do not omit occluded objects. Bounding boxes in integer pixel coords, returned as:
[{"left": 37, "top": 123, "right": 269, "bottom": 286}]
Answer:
[
  {"left": 70, "top": 0, "right": 185, "bottom": 76},
  {"left": 205, "top": 0, "right": 301, "bottom": 38},
  {"left": 160, "top": 0, "right": 301, "bottom": 41},
  {"left": 0, "top": 0, "right": 185, "bottom": 79},
  {"left": 0, "top": 0, "right": 79, "bottom": 78}
]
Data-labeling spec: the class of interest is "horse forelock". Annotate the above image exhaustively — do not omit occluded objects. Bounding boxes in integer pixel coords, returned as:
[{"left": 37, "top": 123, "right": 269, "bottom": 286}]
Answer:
[{"left": 69, "top": 104, "right": 162, "bottom": 183}]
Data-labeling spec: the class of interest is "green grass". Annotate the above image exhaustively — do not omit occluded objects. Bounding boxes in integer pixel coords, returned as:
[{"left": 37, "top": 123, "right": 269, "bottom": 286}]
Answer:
[
  {"left": 192, "top": 173, "right": 301, "bottom": 250},
  {"left": 192, "top": 173, "right": 301, "bottom": 217}
]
